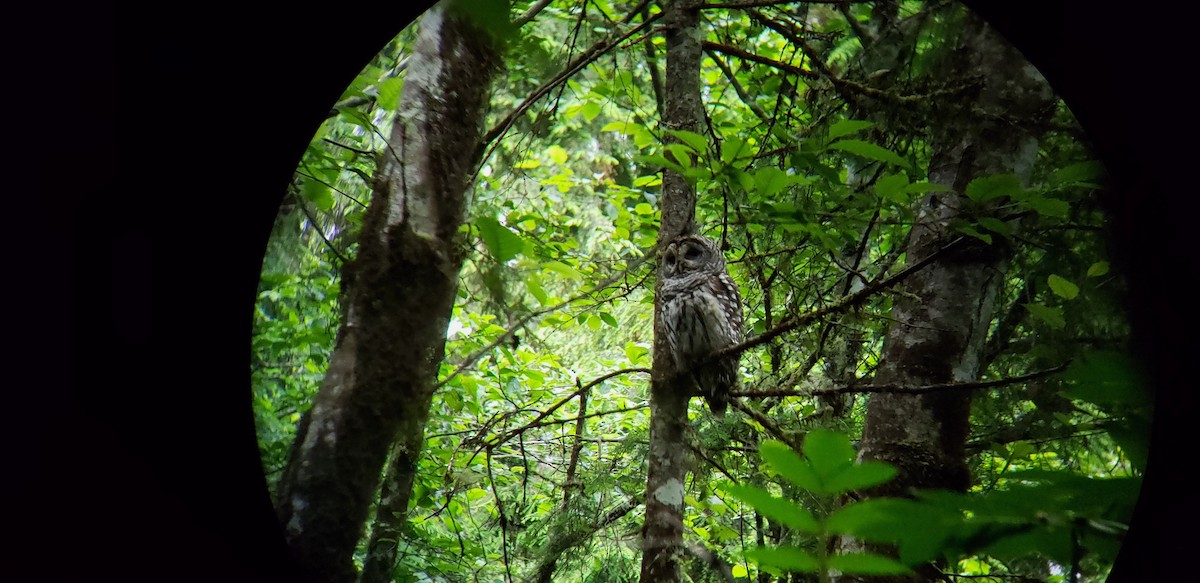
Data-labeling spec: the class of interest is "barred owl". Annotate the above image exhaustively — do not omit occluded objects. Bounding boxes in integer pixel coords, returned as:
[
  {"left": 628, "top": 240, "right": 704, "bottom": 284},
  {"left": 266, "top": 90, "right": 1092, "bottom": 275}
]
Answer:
[{"left": 660, "top": 235, "right": 743, "bottom": 416}]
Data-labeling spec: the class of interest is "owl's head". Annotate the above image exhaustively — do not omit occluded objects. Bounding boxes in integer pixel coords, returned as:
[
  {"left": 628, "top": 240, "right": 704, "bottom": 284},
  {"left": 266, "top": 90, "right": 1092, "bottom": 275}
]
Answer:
[{"left": 662, "top": 235, "right": 724, "bottom": 277}]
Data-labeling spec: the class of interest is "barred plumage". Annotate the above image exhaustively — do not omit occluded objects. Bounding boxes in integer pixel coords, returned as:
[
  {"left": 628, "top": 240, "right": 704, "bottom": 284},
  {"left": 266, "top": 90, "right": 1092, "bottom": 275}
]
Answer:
[{"left": 660, "top": 235, "right": 744, "bottom": 415}]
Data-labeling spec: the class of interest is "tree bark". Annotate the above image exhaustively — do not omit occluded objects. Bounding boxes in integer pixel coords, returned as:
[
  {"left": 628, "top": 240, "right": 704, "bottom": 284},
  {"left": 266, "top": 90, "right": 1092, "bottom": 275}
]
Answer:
[
  {"left": 273, "top": 5, "right": 502, "bottom": 583},
  {"left": 846, "top": 6, "right": 1055, "bottom": 579},
  {"left": 640, "top": 1, "right": 703, "bottom": 582}
]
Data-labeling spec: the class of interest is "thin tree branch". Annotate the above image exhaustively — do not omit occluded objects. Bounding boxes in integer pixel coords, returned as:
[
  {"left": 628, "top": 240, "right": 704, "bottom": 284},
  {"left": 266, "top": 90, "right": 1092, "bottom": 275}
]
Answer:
[
  {"left": 732, "top": 362, "right": 1071, "bottom": 398},
  {"left": 701, "top": 0, "right": 873, "bottom": 8},
  {"left": 701, "top": 41, "right": 818, "bottom": 80},
  {"left": 476, "top": 9, "right": 663, "bottom": 164},
  {"left": 485, "top": 368, "right": 652, "bottom": 449},
  {"left": 435, "top": 246, "right": 656, "bottom": 389},
  {"left": 711, "top": 235, "right": 970, "bottom": 364},
  {"left": 514, "top": 0, "right": 555, "bottom": 28},
  {"left": 706, "top": 48, "right": 770, "bottom": 122}
]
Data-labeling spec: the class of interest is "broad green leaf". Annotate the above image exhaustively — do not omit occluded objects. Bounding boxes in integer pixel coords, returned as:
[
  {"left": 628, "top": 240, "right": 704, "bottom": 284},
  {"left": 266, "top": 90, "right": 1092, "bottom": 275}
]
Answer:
[
  {"left": 823, "top": 462, "right": 897, "bottom": 494},
  {"left": 725, "top": 484, "right": 819, "bottom": 533},
  {"left": 802, "top": 429, "right": 856, "bottom": 482},
  {"left": 542, "top": 261, "right": 583, "bottom": 281},
  {"left": 977, "top": 217, "right": 1011, "bottom": 236},
  {"left": 299, "top": 178, "right": 334, "bottom": 211},
  {"left": 759, "top": 440, "right": 821, "bottom": 492},
  {"left": 731, "top": 565, "right": 748, "bottom": 578},
  {"left": 634, "top": 202, "right": 655, "bottom": 215},
  {"left": 580, "top": 101, "right": 602, "bottom": 122},
  {"left": 624, "top": 342, "right": 649, "bottom": 364},
  {"left": 546, "top": 145, "right": 569, "bottom": 164},
  {"left": 745, "top": 546, "right": 819, "bottom": 572},
  {"left": 476, "top": 217, "right": 526, "bottom": 262},
  {"left": 721, "top": 137, "right": 750, "bottom": 164},
  {"left": 601, "top": 120, "right": 633, "bottom": 133},
  {"left": 1047, "top": 274, "right": 1079, "bottom": 300},
  {"left": 965, "top": 174, "right": 1022, "bottom": 202},
  {"left": 1024, "top": 303, "right": 1065, "bottom": 329},
  {"left": 1052, "top": 160, "right": 1106, "bottom": 184},
  {"left": 828, "top": 553, "right": 912, "bottom": 575},
  {"left": 1062, "top": 351, "right": 1148, "bottom": 409},
  {"left": 524, "top": 274, "right": 548, "bottom": 305},
  {"left": 754, "top": 167, "right": 792, "bottom": 198},
  {"left": 376, "top": 76, "right": 405, "bottom": 111},
  {"left": 1087, "top": 261, "right": 1110, "bottom": 277},
  {"left": 1029, "top": 196, "right": 1069, "bottom": 218},
  {"left": 828, "top": 119, "right": 874, "bottom": 140},
  {"left": 664, "top": 144, "right": 695, "bottom": 168},
  {"left": 669, "top": 129, "right": 709, "bottom": 154},
  {"left": 875, "top": 172, "right": 909, "bottom": 203},
  {"left": 828, "top": 139, "right": 911, "bottom": 169},
  {"left": 514, "top": 158, "right": 541, "bottom": 169},
  {"left": 599, "top": 312, "right": 619, "bottom": 327},
  {"left": 953, "top": 222, "right": 992, "bottom": 244}
]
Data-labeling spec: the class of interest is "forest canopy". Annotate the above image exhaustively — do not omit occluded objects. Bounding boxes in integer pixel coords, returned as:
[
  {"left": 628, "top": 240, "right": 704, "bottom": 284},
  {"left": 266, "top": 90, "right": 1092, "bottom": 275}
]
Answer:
[{"left": 251, "top": 1, "right": 1147, "bottom": 581}]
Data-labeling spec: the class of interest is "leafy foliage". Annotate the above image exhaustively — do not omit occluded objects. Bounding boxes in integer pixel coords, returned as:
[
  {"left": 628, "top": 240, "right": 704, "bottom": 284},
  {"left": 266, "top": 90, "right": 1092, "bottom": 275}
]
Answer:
[{"left": 252, "top": 1, "right": 1143, "bottom": 581}]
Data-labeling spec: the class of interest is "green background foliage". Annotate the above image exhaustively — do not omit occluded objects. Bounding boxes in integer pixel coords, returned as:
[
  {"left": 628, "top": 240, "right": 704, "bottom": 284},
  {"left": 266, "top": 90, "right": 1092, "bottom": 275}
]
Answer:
[{"left": 253, "top": 1, "right": 1145, "bottom": 580}]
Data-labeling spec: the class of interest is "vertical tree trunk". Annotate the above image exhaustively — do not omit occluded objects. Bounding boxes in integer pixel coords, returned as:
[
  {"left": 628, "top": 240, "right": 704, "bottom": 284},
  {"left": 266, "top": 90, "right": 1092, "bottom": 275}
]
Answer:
[
  {"left": 640, "top": 1, "right": 703, "bottom": 582},
  {"left": 848, "top": 8, "right": 1055, "bottom": 578},
  {"left": 274, "top": 5, "right": 502, "bottom": 583}
]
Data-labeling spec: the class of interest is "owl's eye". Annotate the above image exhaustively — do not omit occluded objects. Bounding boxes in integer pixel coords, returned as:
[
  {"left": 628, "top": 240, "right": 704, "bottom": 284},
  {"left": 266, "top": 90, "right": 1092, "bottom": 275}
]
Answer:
[
  {"left": 684, "top": 245, "right": 702, "bottom": 260},
  {"left": 665, "top": 253, "right": 677, "bottom": 267}
]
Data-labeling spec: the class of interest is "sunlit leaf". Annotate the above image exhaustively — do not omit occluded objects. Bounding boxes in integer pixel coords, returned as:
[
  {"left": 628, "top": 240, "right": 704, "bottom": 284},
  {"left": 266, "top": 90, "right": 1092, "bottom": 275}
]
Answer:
[{"left": 1047, "top": 274, "right": 1079, "bottom": 300}]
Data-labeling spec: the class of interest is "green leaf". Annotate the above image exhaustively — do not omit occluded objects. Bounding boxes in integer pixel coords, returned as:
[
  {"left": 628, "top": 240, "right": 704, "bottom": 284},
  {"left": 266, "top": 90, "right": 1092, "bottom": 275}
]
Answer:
[
  {"left": 745, "top": 546, "right": 819, "bottom": 572},
  {"left": 1052, "top": 160, "right": 1106, "bottom": 185},
  {"left": 299, "top": 178, "right": 335, "bottom": 211},
  {"left": 802, "top": 429, "right": 856, "bottom": 483},
  {"left": 1029, "top": 196, "right": 1069, "bottom": 218},
  {"left": 1024, "top": 303, "right": 1065, "bottom": 329},
  {"left": 599, "top": 312, "right": 619, "bottom": 327},
  {"left": 1062, "top": 351, "right": 1148, "bottom": 410},
  {"left": 759, "top": 440, "right": 821, "bottom": 492},
  {"left": 542, "top": 261, "right": 583, "bottom": 281},
  {"left": 875, "top": 172, "right": 909, "bottom": 204},
  {"left": 524, "top": 274, "right": 548, "bottom": 305},
  {"left": 1087, "top": 261, "right": 1110, "bottom": 277},
  {"left": 827, "top": 139, "right": 910, "bottom": 169},
  {"left": 965, "top": 174, "right": 1022, "bottom": 202},
  {"left": 476, "top": 217, "right": 526, "bottom": 262},
  {"left": 1047, "top": 274, "right": 1079, "bottom": 300},
  {"left": 828, "top": 553, "right": 912, "bottom": 575},
  {"left": 725, "top": 484, "right": 819, "bottom": 533},
  {"left": 624, "top": 342, "right": 649, "bottom": 364},
  {"left": 953, "top": 221, "right": 992, "bottom": 244},
  {"left": 828, "top": 119, "right": 874, "bottom": 140},
  {"left": 580, "top": 101, "right": 602, "bottom": 122},
  {"left": 720, "top": 137, "right": 750, "bottom": 164},
  {"left": 977, "top": 217, "right": 1011, "bottom": 236},
  {"left": 669, "top": 129, "right": 709, "bottom": 154},
  {"left": 664, "top": 144, "right": 695, "bottom": 168},
  {"left": 753, "top": 167, "right": 793, "bottom": 198},
  {"left": 823, "top": 462, "right": 898, "bottom": 494},
  {"left": 376, "top": 76, "right": 405, "bottom": 111},
  {"left": 546, "top": 145, "right": 569, "bottom": 164}
]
